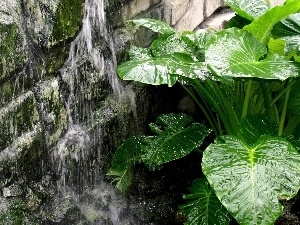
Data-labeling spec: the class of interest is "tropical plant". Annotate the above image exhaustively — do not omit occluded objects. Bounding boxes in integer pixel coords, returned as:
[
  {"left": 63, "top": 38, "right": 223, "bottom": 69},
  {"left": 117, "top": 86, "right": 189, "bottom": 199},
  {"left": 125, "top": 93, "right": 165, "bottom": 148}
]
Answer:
[{"left": 108, "top": 0, "right": 300, "bottom": 224}]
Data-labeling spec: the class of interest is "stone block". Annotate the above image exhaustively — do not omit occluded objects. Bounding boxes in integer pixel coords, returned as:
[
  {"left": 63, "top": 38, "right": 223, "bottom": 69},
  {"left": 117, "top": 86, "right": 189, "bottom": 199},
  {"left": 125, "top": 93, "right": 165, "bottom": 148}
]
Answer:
[
  {"left": 34, "top": 79, "right": 68, "bottom": 147},
  {"left": 204, "top": 0, "right": 224, "bottom": 18},
  {"left": 0, "top": 91, "right": 40, "bottom": 150},
  {"left": 121, "top": 0, "right": 163, "bottom": 21},
  {"left": 164, "top": 0, "right": 189, "bottom": 25},
  {"left": 174, "top": 0, "right": 204, "bottom": 31}
]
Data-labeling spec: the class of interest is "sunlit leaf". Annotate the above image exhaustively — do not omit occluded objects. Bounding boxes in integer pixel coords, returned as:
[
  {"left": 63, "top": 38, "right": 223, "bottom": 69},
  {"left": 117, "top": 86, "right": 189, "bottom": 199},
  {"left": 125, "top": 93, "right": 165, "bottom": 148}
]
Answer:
[
  {"left": 181, "top": 177, "right": 232, "bottom": 225},
  {"left": 272, "top": 13, "right": 300, "bottom": 54},
  {"left": 244, "top": 0, "right": 300, "bottom": 44},
  {"left": 202, "top": 135, "right": 300, "bottom": 225},
  {"left": 151, "top": 34, "right": 194, "bottom": 57},
  {"left": 268, "top": 38, "right": 286, "bottom": 56},
  {"left": 117, "top": 56, "right": 210, "bottom": 87},
  {"left": 141, "top": 114, "right": 211, "bottom": 170},
  {"left": 128, "top": 46, "right": 152, "bottom": 60},
  {"left": 225, "top": 0, "right": 270, "bottom": 21},
  {"left": 206, "top": 28, "right": 300, "bottom": 80},
  {"left": 128, "top": 18, "right": 175, "bottom": 36}
]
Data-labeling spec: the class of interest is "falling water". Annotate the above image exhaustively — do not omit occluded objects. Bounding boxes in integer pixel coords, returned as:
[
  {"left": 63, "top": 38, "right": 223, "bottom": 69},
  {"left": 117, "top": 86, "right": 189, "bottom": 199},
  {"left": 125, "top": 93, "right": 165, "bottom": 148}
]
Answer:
[{"left": 50, "top": 0, "right": 138, "bottom": 224}]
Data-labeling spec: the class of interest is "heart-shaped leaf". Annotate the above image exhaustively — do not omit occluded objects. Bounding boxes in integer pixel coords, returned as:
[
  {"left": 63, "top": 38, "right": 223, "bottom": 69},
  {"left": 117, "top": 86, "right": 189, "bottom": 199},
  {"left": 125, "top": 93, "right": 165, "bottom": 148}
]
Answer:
[
  {"left": 206, "top": 28, "right": 300, "bottom": 80},
  {"left": 117, "top": 56, "right": 209, "bottom": 87},
  {"left": 225, "top": 0, "right": 270, "bottom": 21},
  {"left": 181, "top": 177, "right": 232, "bottom": 225},
  {"left": 272, "top": 13, "right": 300, "bottom": 54},
  {"left": 107, "top": 136, "right": 144, "bottom": 192},
  {"left": 202, "top": 135, "right": 300, "bottom": 225},
  {"left": 243, "top": 0, "right": 300, "bottom": 44},
  {"left": 142, "top": 114, "right": 211, "bottom": 170}
]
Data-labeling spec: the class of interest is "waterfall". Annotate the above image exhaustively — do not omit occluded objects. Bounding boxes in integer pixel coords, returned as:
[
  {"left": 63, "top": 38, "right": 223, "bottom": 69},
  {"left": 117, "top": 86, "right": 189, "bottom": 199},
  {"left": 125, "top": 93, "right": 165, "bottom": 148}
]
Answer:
[{"left": 50, "top": 0, "right": 138, "bottom": 224}]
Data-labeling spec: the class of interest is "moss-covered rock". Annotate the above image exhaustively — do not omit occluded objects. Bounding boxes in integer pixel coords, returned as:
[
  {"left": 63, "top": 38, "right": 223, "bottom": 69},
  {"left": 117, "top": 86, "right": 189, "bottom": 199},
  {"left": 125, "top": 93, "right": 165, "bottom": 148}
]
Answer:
[
  {"left": 34, "top": 79, "right": 68, "bottom": 147},
  {"left": 51, "top": 0, "right": 85, "bottom": 44},
  {"left": 0, "top": 23, "right": 27, "bottom": 80}
]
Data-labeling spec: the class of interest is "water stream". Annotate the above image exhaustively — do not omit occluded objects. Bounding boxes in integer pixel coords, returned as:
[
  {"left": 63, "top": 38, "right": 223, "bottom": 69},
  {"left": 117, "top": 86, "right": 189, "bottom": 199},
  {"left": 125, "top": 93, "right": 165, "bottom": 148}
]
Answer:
[{"left": 50, "top": 0, "right": 138, "bottom": 224}]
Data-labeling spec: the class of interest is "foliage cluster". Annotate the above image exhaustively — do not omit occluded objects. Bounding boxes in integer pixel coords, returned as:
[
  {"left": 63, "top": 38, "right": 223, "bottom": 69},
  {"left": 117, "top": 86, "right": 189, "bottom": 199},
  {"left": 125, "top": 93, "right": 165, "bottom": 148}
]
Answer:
[{"left": 108, "top": 0, "right": 300, "bottom": 224}]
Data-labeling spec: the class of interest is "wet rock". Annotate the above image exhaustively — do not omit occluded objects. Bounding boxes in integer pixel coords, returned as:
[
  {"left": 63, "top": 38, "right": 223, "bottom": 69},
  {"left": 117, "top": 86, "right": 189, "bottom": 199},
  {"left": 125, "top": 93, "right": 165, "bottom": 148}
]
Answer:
[{"left": 3, "top": 184, "right": 23, "bottom": 198}]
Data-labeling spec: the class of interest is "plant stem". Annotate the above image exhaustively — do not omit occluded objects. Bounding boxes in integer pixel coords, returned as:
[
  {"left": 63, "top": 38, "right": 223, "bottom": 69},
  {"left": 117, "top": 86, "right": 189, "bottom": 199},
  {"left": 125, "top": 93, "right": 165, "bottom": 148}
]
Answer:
[
  {"left": 278, "top": 84, "right": 291, "bottom": 136},
  {"left": 270, "top": 80, "right": 295, "bottom": 107},
  {"left": 208, "top": 80, "right": 240, "bottom": 134},
  {"left": 181, "top": 83, "right": 219, "bottom": 135},
  {"left": 193, "top": 80, "right": 235, "bottom": 135},
  {"left": 242, "top": 79, "right": 253, "bottom": 119}
]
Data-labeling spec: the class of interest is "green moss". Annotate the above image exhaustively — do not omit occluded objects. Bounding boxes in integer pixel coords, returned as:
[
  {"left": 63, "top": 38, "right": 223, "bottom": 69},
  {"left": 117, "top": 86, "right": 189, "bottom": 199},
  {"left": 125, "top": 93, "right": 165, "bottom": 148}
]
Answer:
[
  {"left": 0, "top": 24, "right": 27, "bottom": 79},
  {"left": 0, "top": 200, "right": 37, "bottom": 225},
  {"left": 52, "top": 0, "right": 85, "bottom": 43}
]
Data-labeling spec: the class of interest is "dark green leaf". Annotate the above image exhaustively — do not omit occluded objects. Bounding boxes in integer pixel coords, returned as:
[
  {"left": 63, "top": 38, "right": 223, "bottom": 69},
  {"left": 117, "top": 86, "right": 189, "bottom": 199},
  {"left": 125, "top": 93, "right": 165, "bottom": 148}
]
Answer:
[
  {"left": 141, "top": 114, "right": 211, "bottom": 169},
  {"left": 288, "top": 78, "right": 300, "bottom": 115},
  {"left": 206, "top": 28, "right": 300, "bottom": 80},
  {"left": 181, "top": 177, "right": 232, "bottom": 225},
  {"left": 128, "top": 18, "right": 175, "bottom": 36},
  {"left": 225, "top": 0, "right": 270, "bottom": 21},
  {"left": 244, "top": 0, "right": 300, "bottom": 44},
  {"left": 107, "top": 136, "right": 144, "bottom": 192},
  {"left": 202, "top": 135, "right": 300, "bottom": 225},
  {"left": 238, "top": 114, "right": 278, "bottom": 147},
  {"left": 225, "top": 14, "right": 252, "bottom": 29},
  {"left": 272, "top": 13, "right": 300, "bottom": 54}
]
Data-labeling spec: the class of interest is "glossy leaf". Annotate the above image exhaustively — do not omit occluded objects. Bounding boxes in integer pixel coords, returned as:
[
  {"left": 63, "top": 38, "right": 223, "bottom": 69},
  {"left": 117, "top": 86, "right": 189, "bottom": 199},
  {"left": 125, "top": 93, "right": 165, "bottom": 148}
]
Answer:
[
  {"left": 272, "top": 13, "right": 300, "bottom": 54},
  {"left": 129, "top": 46, "right": 152, "bottom": 60},
  {"left": 117, "top": 56, "right": 209, "bottom": 87},
  {"left": 238, "top": 114, "right": 278, "bottom": 147},
  {"left": 288, "top": 79, "right": 300, "bottom": 115},
  {"left": 107, "top": 136, "right": 144, "bottom": 192},
  {"left": 225, "top": 0, "right": 270, "bottom": 21},
  {"left": 128, "top": 18, "right": 175, "bottom": 36},
  {"left": 202, "top": 135, "right": 300, "bottom": 225},
  {"left": 141, "top": 114, "right": 211, "bottom": 170},
  {"left": 206, "top": 28, "right": 300, "bottom": 80},
  {"left": 151, "top": 34, "right": 194, "bottom": 57},
  {"left": 244, "top": 0, "right": 300, "bottom": 44},
  {"left": 181, "top": 177, "right": 232, "bottom": 225}
]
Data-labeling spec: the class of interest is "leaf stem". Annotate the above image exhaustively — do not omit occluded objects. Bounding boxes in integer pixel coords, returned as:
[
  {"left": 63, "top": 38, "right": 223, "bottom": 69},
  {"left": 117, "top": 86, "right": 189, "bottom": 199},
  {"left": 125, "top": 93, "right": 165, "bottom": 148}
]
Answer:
[
  {"left": 181, "top": 83, "right": 219, "bottom": 136},
  {"left": 278, "top": 82, "right": 291, "bottom": 136},
  {"left": 242, "top": 79, "right": 253, "bottom": 119}
]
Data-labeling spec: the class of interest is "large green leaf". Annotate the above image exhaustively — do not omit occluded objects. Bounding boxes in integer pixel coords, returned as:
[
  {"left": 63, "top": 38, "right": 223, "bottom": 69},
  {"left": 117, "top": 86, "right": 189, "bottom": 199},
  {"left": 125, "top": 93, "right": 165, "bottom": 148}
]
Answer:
[
  {"left": 128, "top": 18, "right": 175, "bottom": 36},
  {"left": 288, "top": 78, "right": 300, "bottom": 115},
  {"left": 243, "top": 0, "right": 300, "bottom": 44},
  {"left": 151, "top": 34, "right": 194, "bottom": 57},
  {"left": 107, "top": 136, "right": 144, "bottom": 192},
  {"left": 205, "top": 28, "right": 300, "bottom": 80},
  {"left": 202, "top": 135, "right": 300, "bottom": 225},
  {"left": 225, "top": 0, "right": 270, "bottom": 21},
  {"left": 272, "top": 13, "right": 300, "bottom": 54},
  {"left": 141, "top": 114, "right": 211, "bottom": 170},
  {"left": 181, "top": 177, "right": 232, "bottom": 225},
  {"left": 117, "top": 56, "right": 209, "bottom": 87}
]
